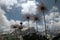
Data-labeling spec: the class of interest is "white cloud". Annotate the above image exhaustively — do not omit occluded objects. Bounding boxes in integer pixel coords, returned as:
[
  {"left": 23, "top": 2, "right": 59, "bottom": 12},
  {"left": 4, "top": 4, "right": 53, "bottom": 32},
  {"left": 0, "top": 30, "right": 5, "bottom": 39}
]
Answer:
[
  {"left": 0, "top": 8, "right": 11, "bottom": 33},
  {"left": 0, "top": 0, "right": 18, "bottom": 9},
  {"left": 45, "top": 6, "right": 60, "bottom": 32},
  {"left": 0, "top": 0, "right": 38, "bottom": 11},
  {"left": 21, "top": 0, "right": 38, "bottom": 15},
  {"left": 45, "top": 12, "right": 59, "bottom": 21}
]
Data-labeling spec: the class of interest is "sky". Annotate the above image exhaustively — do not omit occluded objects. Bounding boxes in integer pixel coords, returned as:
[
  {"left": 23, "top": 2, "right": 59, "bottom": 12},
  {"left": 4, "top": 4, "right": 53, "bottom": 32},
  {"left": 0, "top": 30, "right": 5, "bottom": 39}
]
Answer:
[{"left": 0, "top": 0, "right": 60, "bottom": 34}]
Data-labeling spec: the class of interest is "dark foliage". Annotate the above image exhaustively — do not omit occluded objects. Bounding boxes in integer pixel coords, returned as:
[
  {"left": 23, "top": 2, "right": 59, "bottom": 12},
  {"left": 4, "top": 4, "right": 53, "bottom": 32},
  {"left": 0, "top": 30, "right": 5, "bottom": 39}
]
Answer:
[
  {"left": 23, "top": 33, "right": 49, "bottom": 40},
  {"left": 52, "top": 34, "right": 60, "bottom": 40}
]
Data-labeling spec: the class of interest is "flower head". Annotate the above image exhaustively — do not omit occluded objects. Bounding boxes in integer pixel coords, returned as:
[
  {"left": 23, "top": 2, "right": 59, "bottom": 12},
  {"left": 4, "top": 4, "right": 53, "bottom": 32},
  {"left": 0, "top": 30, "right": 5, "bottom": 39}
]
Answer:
[
  {"left": 18, "top": 26, "right": 23, "bottom": 29},
  {"left": 33, "top": 15, "right": 40, "bottom": 21},
  {"left": 37, "top": 3, "right": 47, "bottom": 12},
  {"left": 20, "top": 22, "right": 23, "bottom": 25},
  {"left": 11, "top": 25, "right": 17, "bottom": 29},
  {"left": 24, "top": 13, "right": 31, "bottom": 20}
]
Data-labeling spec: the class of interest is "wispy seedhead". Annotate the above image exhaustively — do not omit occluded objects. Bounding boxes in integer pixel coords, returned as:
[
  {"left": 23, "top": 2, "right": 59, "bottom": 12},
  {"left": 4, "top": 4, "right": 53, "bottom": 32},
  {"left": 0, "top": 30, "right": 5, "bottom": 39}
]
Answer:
[
  {"left": 33, "top": 15, "right": 40, "bottom": 21},
  {"left": 18, "top": 25, "right": 23, "bottom": 29},
  {"left": 18, "top": 22, "right": 23, "bottom": 29},
  {"left": 11, "top": 25, "right": 17, "bottom": 29},
  {"left": 37, "top": 3, "right": 47, "bottom": 12},
  {"left": 24, "top": 14, "right": 31, "bottom": 20},
  {"left": 20, "top": 22, "right": 23, "bottom": 25},
  {"left": 11, "top": 22, "right": 23, "bottom": 30}
]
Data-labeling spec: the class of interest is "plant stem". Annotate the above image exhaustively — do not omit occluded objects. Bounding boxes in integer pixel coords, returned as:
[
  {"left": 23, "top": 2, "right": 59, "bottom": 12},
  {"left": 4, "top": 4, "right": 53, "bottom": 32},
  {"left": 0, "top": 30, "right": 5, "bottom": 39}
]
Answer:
[
  {"left": 36, "top": 21, "right": 38, "bottom": 33},
  {"left": 43, "top": 11, "right": 47, "bottom": 38}
]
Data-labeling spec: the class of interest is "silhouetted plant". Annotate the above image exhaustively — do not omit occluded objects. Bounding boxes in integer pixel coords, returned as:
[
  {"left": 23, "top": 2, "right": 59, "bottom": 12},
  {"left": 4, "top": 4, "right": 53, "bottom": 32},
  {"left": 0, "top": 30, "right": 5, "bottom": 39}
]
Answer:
[
  {"left": 11, "top": 25, "right": 17, "bottom": 29},
  {"left": 37, "top": 3, "right": 47, "bottom": 12},
  {"left": 52, "top": 33, "right": 60, "bottom": 40},
  {"left": 24, "top": 14, "right": 31, "bottom": 33},
  {"left": 25, "top": 14, "right": 30, "bottom": 20},
  {"left": 18, "top": 22, "right": 24, "bottom": 40},
  {"left": 37, "top": 3, "right": 47, "bottom": 38},
  {"left": 11, "top": 24, "right": 18, "bottom": 40},
  {"left": 19, "top": 22, "right": 23, "bottom": 29},
  {"left": 34, "top": 15, "right": 40, "bottom": 21},
  {"left": 33, "top": 15, "right": 40, "bottom": 33},
  {"left": 20, "top": 22, "right": 23, "bottom": 25},
  {"left": 25, "top": 14, "right": 30, "bottom": 27}
]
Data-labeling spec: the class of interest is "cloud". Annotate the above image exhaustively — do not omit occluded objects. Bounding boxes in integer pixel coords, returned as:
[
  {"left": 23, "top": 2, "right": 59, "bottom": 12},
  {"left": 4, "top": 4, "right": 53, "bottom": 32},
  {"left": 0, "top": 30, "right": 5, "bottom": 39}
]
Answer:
[
  {"left": 45, "top": 6, "right": 60, "bottom": 33},
  {"left": 0, "top": 0, "right": 38, "bottom": 12},
  {"left": 9, "top": 19, "right": 16, "bottom": 25},
  {"left": 0, "top": 0, "right": 18, "bottom": 10},
  {"left": 21, "top": 0, "right": 38, "bottom": 15},
  {"left": 0, "top": 8, "right": 11, "bottom": 33}
]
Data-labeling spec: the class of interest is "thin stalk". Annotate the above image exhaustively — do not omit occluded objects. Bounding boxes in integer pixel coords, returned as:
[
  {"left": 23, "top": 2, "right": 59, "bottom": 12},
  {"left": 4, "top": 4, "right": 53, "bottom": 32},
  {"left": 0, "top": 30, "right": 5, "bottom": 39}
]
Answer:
[
  {"left": 55, "top": 0, "right": 57, "bottom": 4},
  {"left": 28, "top": 19, "right": 30, "bottom": 33},
  {"left": 43, "top": 11, "right": 47, "bottom": 38},
  {"left": 36, "top": 21, "right": 38, "bottom": 33},
  {"left": 20, "top": 29, "right": 21, "bottom": 40},
  {"left": 19, "top": 22, "right": 24, "bottom": 40},
  {"left": 20, "top": 24, "right": 22, "bottom": 40},
  {"left": 15, "top": 28, "right": 17, "bottom": 40},
  {"left": 12, "top": 25, "right": 17, "bottom": 40}
]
